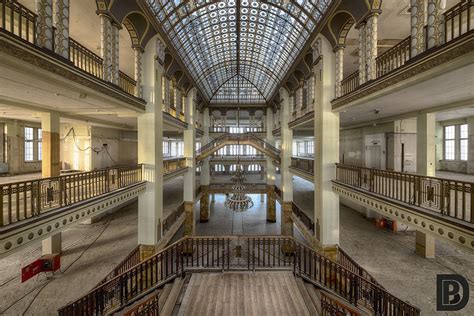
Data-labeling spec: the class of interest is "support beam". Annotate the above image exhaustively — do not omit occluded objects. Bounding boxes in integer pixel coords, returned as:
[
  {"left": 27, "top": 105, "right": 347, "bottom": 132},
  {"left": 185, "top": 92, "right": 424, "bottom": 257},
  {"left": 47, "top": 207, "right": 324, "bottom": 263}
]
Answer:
[
  {"left": 266, "top": 108, "right": 276, "bottom": 222},
  {"left": 41, "top": 111, "right": 60, "bottom": 177},
  {"left": 137, "top": 37, "right": 165, "bottom": 260},
  {"left": 416, "top": 231, "right": 436, "bottom": 258},
  {"left": 417, "top": 113, "right": 436, "bottom": 177},
  {"left": 280, "top": 88, "right": 293, "bottom": 237},
  {"left": 200, "top": 108, "right": 211, "bottom": 222},
  {"left": 313, "top": 36, "right": 340, "bottom": 258},
  {"left": 42, "top": 233, "right": 61, "bottom": 255},
  {"left": 184, "top": 89, "right": 196, "bottom": 234}
]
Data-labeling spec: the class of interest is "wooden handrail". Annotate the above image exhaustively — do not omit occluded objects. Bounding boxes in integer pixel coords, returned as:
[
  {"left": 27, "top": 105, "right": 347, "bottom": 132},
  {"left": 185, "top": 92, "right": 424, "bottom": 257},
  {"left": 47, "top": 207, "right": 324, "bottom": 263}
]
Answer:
[
  {"left": 0, "top": 0, "right": 37, "bottom": 44},
  {"left": 335, "top": 163, "right": 474, "bottom": 225},
  {"left": 58, "top": 236, "right": 420, "bottom": 316}
]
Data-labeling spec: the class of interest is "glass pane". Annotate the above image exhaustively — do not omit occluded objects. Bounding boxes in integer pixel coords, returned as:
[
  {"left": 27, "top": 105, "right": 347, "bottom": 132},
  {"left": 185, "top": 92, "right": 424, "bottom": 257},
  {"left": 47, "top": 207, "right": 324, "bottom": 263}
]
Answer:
[
  {"left": 460, "top": 139, "right": 468, "bottom": 161},
  {"left": 445, "top": 140, "right": 455, "bottom": 160},
  {"left": 460, "top": 124, "right": 468, "bottom": 139},
  {"left": 445, "top": 126, "right": 455, "bottom": 140}
]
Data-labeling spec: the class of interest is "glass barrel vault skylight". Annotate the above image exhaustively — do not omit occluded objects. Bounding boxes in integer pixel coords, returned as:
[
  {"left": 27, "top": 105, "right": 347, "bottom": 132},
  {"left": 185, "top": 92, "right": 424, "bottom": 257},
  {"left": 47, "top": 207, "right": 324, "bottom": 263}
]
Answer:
[{"left": 147, "top": 0, "right": 332, "bottom": 104}]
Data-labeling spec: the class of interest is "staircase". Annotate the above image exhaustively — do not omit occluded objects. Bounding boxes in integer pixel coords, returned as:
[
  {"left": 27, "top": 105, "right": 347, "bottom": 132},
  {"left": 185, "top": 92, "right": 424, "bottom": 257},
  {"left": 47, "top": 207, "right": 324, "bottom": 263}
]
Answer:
[{"left": 195, "top": 133, "right": 281, "bottom": 162}]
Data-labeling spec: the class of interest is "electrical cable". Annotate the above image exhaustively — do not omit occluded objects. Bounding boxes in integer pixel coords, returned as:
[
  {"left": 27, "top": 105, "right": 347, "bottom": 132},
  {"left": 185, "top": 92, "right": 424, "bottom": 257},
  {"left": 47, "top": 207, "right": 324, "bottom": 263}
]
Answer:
[{"left": 0, "top": 218, "right": 113, "bottom": 315}]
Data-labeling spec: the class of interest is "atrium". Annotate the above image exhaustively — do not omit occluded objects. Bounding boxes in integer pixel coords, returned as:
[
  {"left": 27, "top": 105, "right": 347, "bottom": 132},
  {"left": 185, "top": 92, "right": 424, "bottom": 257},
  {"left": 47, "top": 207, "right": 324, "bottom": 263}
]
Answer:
[{"left": 0, "top": 0, "right": 473, "bottom": 315}]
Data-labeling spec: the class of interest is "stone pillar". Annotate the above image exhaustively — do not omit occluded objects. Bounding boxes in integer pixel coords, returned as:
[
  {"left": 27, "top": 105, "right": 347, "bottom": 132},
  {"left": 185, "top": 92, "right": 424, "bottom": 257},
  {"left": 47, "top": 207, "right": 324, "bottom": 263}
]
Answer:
[
  {"left": 416, "top": 231, "right": 435, "bottom": 258},
  {"left": 137, "top": 38, "right": 165, "bottom": 260},
  {"left": 53, "top": 0, "right": 70, "bottom": 59},
  {"left": 416, "top": 113, "right": 436, "bottom": 176},
  {"left": 427, "top": 0, "right": 446, "bottom": 49},
  {"left": 35, "top": 0, "right": 53, "bottom": 50},
  {"left": 313, "top": 36, "right": 340, "bottom": 259},
  {"left": 111, "top": 22, "right": 120, "bottom": 85},
  {"left": 42, "top": 233, "right": 61, "bottom": 255},
  {"left": 416, "top": 112, "right": 436, "bottom": 258},
  {"left": 366, "top": 14, "right": 378, "bottom": 81},
  {"left": 134, "top": 47, "right": 143, "bottom": 98},
  {"left": 280, "top": 88, "right": 293, "bottom": 237},
  {"left": 100, "top": 14, "right": 113, "bottom": 82},
  {"left": 184, "top": 89, "right": 196, "bottom": 234},
  {"left": 411, "top": 0, "right": 427, "bottom": 57},
  {"left": 200, "top": 108, "right": 211, "bottom": 222},
  {"left": 357, "top": 22, "right": 367, "bottom": 84},
  {"left": 335, "top": 46, "right": 344, "bottom": 98},
  {"left": 41, "top": 111, "right": 60, "bottom": 177},
  {"left": 266, "top": 108, "right": 276, "bottom": 222}
]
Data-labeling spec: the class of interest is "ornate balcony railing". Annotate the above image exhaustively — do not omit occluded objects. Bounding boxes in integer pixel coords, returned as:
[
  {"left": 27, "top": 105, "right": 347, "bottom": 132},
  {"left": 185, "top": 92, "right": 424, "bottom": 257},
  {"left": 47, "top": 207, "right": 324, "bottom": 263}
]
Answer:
[
  {"left": 291, "top": 156, "right": 314, "bottom": 175},
  {"left": 210, "top": 126, "right": 265, "bottom": 133},
  {"left": 0, "top": 0, "right": 138, "bottom": 97},
  {"left": 162, "top": 105, "right": 185, "bottom": 122},
  {"left": 162, "top": 202, "right": 185, "bottom": 235},
  {"left": 163, "top": 157, "right": 186, "bottom": 175},
  {"left": 69, "top": 38, "right": 104, "bottom": 79},
  {"left": 58, "top": 236, "right": 419, "bottom": 316},
  {"left": 335, "top": 164, "right": 474, "bottom": 225},
  {"left": 291, "top": 202, "right": 315, "bottom": 235},
  {"left": 96, "top": 245, "right": 141, "bottom": 288},
  {"left": 0, "top": 164, "right": 143, "bottom": 227},
  {"left": 0, "top": 0, "right": 36, "bottom": 44},
  {"left": 339, "top": 0, "right": 473, "bottom": 97}
]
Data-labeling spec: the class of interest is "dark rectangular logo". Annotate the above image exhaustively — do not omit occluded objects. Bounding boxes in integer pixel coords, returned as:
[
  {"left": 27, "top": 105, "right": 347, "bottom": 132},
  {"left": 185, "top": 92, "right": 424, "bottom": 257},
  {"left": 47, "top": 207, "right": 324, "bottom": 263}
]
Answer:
[{"left": 437, "top": 274, "right": 469, "bottom": 311}]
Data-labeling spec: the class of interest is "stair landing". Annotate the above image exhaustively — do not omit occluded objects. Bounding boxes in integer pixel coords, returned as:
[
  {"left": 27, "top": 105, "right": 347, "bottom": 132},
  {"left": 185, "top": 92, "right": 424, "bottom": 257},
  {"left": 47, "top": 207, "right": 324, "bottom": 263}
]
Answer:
[{"left": 177, "top": 271, "right": 311, "bottom": 316}]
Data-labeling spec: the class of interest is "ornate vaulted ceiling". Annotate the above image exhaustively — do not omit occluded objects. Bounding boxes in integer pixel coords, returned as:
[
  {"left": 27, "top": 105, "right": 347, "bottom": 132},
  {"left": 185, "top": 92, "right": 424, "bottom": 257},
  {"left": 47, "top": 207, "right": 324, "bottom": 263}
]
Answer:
[{"left": 146, "top": 0, "right": 332, "bottom": 104}]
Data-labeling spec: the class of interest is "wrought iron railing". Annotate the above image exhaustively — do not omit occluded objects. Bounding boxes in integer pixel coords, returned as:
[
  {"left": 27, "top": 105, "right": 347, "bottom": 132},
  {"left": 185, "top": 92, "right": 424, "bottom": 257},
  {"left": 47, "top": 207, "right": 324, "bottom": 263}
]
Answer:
[
  {"left": 58, "top": 236, "right": 420, "bottom": 316},
  {"left": 335, "top": 164, "right": 474, "bottom": 225},
  {"left": 291, "top": 202, "right": 315, "bottom": 235},
  {"left": 321, "top": 292, "right": 360, "bottom": 316},
  {"left": 162, "top": 202, "right": 185, "bottom": 235},
  {"left": 0, "top": 1, "right": 138, "bottom": 97},
  {"left": 163, "top": 157, "right": 186, "bottom": 176},
  {"left": 339, "top": 0, "right": 473, "bottom": 97},
  {"left": 0, "top": 0, "right": 36, "bottom": 44},
  {"left": 0, "top": 164, "right": 143, "bottom": 227},
  {"left": 69, "top": 38, "right": 104, "bottom": 79},
  {"left": 291, "top": 156, "right": 314, "bottom": 175},
  {"left": 119, "top": 71, "right": 137, "bottom": 95},
  {"left": 210, "top": 126, "right": 265, "bottom": 133},
  {"left": 96, "top": 245, "right": 141, "bottom": 287},
  {"left": 162, "top": 105, "right": 185, "bottom": 122}
]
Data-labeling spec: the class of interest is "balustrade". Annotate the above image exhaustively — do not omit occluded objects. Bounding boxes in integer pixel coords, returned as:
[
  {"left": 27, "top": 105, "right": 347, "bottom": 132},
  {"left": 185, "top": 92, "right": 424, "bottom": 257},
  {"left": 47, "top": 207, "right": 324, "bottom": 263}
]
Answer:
[
  {"left": 0, "top": 165, "right": 143, "bottom": 227},
  {"left": 335, "top": 164, "right": 474, "bottom": 225},
  {"left": 339, "top": 0, "right": 473, "bottom": 97},
  {"left": 0, "top": 1, "right": 138, "bottom": 96},
  {"left": 291, "top": 156, "right": 314, "bottom": 175},
  {"left": 58, "top": 236, "right": 419, "bottom": 316},
  {"left": 163, "top": 157, "right": 187, "bottom": 175}
]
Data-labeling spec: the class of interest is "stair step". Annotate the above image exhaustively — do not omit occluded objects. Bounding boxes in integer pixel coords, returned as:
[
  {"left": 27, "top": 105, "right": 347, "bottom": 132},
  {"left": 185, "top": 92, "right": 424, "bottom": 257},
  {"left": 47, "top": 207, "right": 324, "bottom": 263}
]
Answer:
[
  {"left": 161, "top": 278, "right": 185, "bottom": 316},
  {"left": 304, "top": 282, "right": 322, "bottom": 315},
  {"left": 295, "top": 277, "right": 319, "bottom": 315},
  {"left": 158, "top": 283, "right": 173, "bottom": 312}
]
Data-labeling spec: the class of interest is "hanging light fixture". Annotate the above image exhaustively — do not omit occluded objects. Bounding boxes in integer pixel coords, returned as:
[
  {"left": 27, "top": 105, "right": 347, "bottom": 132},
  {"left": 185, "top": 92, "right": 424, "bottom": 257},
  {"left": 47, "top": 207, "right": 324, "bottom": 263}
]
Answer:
[{"left": 225, "top": 107, "right": 254, "bottom": 212}]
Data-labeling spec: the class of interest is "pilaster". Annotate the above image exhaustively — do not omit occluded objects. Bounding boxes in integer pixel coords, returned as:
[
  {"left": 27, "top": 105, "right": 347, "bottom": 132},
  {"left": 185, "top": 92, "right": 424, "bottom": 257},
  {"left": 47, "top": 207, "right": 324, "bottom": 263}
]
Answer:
[
  {"left": 53, "top": 0, "right": 70, "bottom": 59},
  {"left": 100, "top": 14, "right": 113, "bottom": 82},
  {"left": 416, "top": 113, "right": 436, "bottom": 176},
  {"left": 411, "top": 0, "right": 427, "bottom": 57},
  {"left": 200, "top": 185, "right": 210, "bottom": 222},
  {"left": 41, "top": 111, "right": 60, "bottom": 177},
  {"left": 366, "top": 14, "right": 378, "bottom": 81},
  {"left": 111, "top": 23, "right": 120, "bottom": 85},
  {"left": 427, "top": 0, "right": 446, "bottom": 49},
  {"left": 357, "top": 23, "right": 367, "bottom": 84},
  {"left": 335, "top": 46, "right": 344, "bottom": 98},
  {"left": 35, "top": 0, "right": 53, "bottom": 50},
  {"left": 134, "top": 48, "right": 143, "bottom": 98}
]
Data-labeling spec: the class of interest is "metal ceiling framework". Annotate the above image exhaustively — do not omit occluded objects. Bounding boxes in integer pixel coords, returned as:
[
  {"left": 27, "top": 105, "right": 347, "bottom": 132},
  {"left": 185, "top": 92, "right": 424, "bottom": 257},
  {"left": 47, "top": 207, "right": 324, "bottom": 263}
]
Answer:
[{"left": 146, "top": 0, "right": 332, "bottom": 105}]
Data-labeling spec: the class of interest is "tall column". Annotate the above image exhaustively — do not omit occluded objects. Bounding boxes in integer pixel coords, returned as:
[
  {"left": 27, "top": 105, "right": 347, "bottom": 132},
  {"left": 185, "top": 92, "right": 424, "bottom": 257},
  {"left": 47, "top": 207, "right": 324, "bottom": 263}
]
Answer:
[
  {"left": 280, "top": 88, "right": 293, "bottom": 238},
  {"left": 266, "top": 108, "right": 276, "bottom": 222},
  {"left": 357, "top": 22, "right": 367, "bottom": 85},
  {"left": 200, "top": 107, "right": 211, "bottom": 222},
  {"left": 35, "top": 0, "right": 53, "bottom": 50},
  {"left": 41, "top": 111, "right": 60, "bottom": 177},
  {"left": 335, "top": 46, "right": 344, "bottom": 98},
  {"left": 41, "top": 111, "right": 61, "bottom": 255},
  {"left": 111, "top": 23, "right": 120, "bottom": 85},
  {"left": 100, "top": 14, "right": 113, "bottom": 82},
  {"left": 366, "top": 14, "right": 378, "bottom": 81},
  {"left": 416, "top": 112, "right": 436, "bottom": 258},
  {"left": 427, "top": 0, "right": 446, "bottom": 49},
  {"left": 134, "top": 47, "right": 143, "bottom": 98},
  {"left": 184, "top": 89, "right": 196, "bottom": 235},
  {"left": 313, "top": 36, "right": 340, "bottom": 260},
  {"left": 411, "top": 0, "right": 427, "bottom": 57},
  {"left": 137, "top": 38, "right": 165, "bottom": 261},
  {"left": 53, "top": 0, "right": 70, "bottom": 59},
  {"left": 417, "top": 113, "right": 436, "bottom": 176}
]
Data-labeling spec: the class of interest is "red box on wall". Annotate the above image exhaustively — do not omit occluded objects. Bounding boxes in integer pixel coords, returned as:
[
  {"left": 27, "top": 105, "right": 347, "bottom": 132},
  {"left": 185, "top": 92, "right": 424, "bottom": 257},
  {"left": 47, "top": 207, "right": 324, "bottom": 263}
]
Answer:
[{"left": 21, "top": 254, "right": 60, "bottom": 282}]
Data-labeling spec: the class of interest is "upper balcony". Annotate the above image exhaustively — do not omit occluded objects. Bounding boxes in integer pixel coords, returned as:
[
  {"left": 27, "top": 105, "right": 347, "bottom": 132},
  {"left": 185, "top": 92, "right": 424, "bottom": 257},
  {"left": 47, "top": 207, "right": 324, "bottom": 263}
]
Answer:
[
  {"left": 0, "top": 1, "right": 145, "bottom": 111},
  {"left": 333, "top": 0, "right": 474, "bottom": 123}
]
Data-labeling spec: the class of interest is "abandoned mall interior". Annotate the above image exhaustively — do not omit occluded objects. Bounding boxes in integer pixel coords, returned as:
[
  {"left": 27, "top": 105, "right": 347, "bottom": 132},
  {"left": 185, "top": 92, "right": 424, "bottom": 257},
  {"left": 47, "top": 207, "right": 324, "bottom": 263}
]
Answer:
[{"left": 0, "top": 0, "right": 473, "bottom": 315}]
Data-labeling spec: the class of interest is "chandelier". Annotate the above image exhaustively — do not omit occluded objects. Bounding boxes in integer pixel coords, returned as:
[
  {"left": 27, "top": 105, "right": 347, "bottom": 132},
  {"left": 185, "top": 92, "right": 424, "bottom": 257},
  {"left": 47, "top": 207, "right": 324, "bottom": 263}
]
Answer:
[
  {"left": 225, "top": 106, "right": 254, "bottom": 212},
  {"left": 225, "top": 164, "right": 254, "bottom": 212}
]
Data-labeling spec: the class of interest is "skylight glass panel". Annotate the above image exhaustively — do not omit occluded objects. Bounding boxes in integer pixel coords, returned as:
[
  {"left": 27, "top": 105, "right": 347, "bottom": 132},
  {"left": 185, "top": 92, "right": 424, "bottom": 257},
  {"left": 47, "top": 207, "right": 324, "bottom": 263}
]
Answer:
[{"left": 147, "top": 0, "right": 332, "bottom": 103}]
